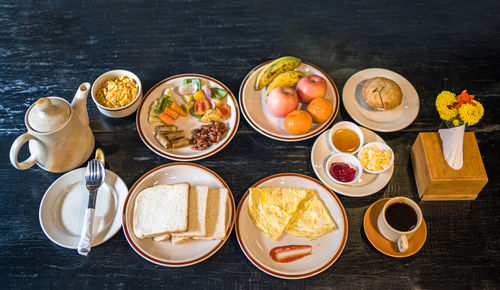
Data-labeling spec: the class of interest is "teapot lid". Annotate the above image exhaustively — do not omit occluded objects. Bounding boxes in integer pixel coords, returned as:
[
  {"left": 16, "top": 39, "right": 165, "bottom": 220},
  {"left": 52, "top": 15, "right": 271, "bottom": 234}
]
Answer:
[{"left": 27, "top": 97, "right": 70, "bottom": 132}]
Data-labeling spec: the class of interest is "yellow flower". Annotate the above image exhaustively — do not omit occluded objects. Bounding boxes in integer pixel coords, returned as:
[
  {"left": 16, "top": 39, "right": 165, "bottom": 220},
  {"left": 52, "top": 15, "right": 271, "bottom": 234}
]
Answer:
[
  {"left": 459, "top": 100, "right": 484, "bottom": 126},
  {"left": 435, "top": 91, "right": 457, "bottom": 121},
  {"left": 453, "top": 119, "right": 460, "bottom": 127}
]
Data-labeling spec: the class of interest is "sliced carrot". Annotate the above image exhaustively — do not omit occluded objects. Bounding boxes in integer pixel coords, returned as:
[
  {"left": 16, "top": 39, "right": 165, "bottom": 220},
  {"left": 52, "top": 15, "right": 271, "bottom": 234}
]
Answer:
[
  {"left": 171, "top": 101, "right": 188, "bottom": 117},
  {"left": 163, "top": 106, "right": 179, "bottom": 120},
  {"left": 159, "top": 112, "right": 175, "bottom": 125}
]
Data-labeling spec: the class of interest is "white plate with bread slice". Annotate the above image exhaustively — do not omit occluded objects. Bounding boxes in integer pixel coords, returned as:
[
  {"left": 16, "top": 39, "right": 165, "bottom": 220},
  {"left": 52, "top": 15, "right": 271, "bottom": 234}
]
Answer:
[
  {"left": 122, "top": 162, "right": 235, "bottom": 267},
  {"left": 342, "top": 68, "right": 420, "bottom": 132}
]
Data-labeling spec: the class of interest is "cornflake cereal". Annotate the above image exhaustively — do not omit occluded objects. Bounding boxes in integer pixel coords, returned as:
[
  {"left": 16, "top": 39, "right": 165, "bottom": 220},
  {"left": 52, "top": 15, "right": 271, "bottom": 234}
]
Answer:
[
  {"left": 358, "top": 144, "right": 392, "bottom": 172},
  {"left": 96, "top": 76, "right": 138, "bottom": 108}
]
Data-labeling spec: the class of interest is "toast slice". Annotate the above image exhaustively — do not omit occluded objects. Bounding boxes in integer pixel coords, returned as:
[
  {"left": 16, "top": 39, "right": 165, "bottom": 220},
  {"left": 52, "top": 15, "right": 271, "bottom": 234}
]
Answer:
[
  {"left": 153, "top": 233, "right": 171, "bottom": 242},
  {"left": 171, "top": 236, "right": 190, "bottom": 245},
  {"left": 133, "top": 183, "right": 190, "bottom": 239},
  {"left": 193, "top": 188, "right": 228, "bottom": 240},
  {"left": 172, "top": 185, "right": 209, "bottom": 237}
]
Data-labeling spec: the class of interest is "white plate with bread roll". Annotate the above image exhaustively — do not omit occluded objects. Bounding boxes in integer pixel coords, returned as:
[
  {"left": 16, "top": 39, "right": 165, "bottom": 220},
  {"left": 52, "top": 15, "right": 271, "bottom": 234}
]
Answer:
[
  {"left": 342, "top": 68, "right": 420, "bottom": 132},
  {"left": 122, "top": 163, "right": 235, "bottom": 267}
]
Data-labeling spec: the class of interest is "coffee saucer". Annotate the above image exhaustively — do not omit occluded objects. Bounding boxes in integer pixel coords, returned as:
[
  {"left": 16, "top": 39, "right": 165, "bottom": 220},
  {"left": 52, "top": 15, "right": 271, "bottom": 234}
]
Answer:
[{"left": 363, "top": 198, "right": 427, "bottom": 258}]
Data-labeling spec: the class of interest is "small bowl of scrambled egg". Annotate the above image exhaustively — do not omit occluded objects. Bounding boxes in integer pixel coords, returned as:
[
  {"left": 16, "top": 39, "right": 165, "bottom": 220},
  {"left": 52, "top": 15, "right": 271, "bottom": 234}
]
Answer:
[
  {"left": 357, "top": 142, "right": 394, "bottom": 174},
  {"left": 91, "top": 69, "right": 142, "bottom": 118}
]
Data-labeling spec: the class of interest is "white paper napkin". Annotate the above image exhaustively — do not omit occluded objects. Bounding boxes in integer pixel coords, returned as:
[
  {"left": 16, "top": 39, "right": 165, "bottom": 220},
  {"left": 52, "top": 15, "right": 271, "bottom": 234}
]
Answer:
[
  {"left": 439, "top": 124, "right": 465, "bottom": 170},
  {"left": 77, "top": 210, "right": 102, "bottom": 256}
]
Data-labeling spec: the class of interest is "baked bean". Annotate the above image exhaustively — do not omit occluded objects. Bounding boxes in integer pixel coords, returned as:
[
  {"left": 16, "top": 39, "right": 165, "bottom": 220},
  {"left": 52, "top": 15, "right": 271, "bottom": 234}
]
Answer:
[{"left": 190, "top": 121, "right": 228, "bottom": 151}]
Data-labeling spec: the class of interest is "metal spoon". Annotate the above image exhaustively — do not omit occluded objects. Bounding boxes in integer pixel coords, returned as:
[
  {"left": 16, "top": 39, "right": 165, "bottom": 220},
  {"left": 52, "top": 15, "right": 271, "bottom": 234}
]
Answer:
[{"left": 77, "top": 159, "right": 105, "bottom": 255}]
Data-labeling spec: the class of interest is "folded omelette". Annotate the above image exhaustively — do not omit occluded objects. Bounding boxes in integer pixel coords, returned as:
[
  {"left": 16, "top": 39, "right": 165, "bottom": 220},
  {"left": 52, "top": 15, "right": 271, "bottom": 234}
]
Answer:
[{"left": 248, "top": 187, "right": 337, "bottom": 240}]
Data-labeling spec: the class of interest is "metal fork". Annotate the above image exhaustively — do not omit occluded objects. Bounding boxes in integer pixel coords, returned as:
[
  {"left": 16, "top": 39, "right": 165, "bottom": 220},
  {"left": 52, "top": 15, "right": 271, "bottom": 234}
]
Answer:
[
  {"left": 85, "top": 159, "right": 105, "bottom": 209},
  {"left": 77, "top": 159, "right": 105, "bottom": 255}
]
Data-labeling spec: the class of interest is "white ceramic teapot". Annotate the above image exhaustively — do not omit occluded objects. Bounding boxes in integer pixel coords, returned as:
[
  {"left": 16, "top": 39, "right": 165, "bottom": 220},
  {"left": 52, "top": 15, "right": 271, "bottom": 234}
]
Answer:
[{"left": 10, "top": 83, "right": 95, "bottom": 173}]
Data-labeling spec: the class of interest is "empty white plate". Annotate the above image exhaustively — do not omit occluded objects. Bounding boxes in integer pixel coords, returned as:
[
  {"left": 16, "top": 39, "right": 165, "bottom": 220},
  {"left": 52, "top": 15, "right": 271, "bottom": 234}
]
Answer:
[{"left": 39, "top": 168, "right": 128, "bottom": 249}]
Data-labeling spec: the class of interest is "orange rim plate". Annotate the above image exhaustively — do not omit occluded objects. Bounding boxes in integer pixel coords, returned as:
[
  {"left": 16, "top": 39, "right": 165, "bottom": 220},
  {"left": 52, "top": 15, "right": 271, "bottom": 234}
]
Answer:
[{"left": 363, "top": 198, "right": 427, "bottom": 258}]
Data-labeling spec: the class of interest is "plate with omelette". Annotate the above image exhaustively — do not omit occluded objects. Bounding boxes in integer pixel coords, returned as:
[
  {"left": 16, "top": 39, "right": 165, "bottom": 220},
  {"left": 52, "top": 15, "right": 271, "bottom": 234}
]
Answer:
[{"left": 235, "top": 173, "right": 348, "bottom": 279}]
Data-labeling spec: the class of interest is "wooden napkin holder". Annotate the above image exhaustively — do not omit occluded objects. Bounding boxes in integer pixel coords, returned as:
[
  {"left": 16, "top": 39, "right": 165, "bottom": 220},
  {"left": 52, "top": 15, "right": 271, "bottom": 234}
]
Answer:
[{"left": 410, "top": 132, "right": 488, "bottom": 200}]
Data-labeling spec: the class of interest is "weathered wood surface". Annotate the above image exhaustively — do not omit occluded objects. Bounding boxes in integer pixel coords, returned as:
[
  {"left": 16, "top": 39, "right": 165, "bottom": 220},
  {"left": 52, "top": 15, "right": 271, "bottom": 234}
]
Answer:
[{"left": 0, "top": 0, "right": 499, "bottom": 288}]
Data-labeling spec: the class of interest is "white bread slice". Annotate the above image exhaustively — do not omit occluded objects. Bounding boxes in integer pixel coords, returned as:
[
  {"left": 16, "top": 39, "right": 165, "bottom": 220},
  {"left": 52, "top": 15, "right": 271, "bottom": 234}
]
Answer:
[
  {"left": 171, "top": 185, "right": 209, "bottom": 237},
  {"left": 153, "top": 233, "right": 171, "bottom": 242},
  {"left": 133, "top": 183, "right": 190, "bottom": 239},
  {"left": 193, "top": 188, "right": 228, "bottom": 240},
  {"left": 171, "top": 236, "right": 190, "bottom": 245}
]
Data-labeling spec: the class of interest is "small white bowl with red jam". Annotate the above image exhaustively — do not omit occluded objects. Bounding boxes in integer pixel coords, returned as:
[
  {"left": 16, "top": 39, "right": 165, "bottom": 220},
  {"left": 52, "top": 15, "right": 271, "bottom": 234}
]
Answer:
[{"left": 325, "top": 153, "right": 363, "bottom": 185}]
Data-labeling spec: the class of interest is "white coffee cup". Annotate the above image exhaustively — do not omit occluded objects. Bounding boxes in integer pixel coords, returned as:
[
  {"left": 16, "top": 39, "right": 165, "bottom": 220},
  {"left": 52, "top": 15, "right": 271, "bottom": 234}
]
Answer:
[{"left": 377, "top": 197, "right": 422, "bottom": 252}]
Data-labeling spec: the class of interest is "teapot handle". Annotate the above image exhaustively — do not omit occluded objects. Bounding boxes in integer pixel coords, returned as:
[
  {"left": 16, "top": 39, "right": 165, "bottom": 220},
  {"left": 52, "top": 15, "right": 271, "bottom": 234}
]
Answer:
[{"left": 10, "top": 132, "right": 38, "bottom": 170}]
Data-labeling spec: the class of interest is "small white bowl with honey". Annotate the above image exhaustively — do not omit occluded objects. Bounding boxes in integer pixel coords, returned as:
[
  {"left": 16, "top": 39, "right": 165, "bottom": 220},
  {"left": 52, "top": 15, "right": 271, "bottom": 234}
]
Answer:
[
  {"left": 328, "top": 121, "right": 364, "bottom": 155},
  {"left": 91, "top": 69, "right": 143, "bottom": 118}
]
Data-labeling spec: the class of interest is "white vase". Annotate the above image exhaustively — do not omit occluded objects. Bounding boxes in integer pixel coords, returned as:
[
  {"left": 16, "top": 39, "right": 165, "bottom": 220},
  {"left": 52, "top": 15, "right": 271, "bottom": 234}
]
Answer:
[{"left": 438, "top": 124, "right": 465, "bottom": 170}]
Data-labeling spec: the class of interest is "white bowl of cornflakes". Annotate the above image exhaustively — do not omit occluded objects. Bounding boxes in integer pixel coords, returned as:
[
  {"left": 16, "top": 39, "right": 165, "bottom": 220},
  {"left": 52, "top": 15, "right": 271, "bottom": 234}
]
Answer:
[
  {"left": 91, "top": 69, "right": 142, "bottom": 118},
  {"left": 357, "top": 142, "right": 394, "bottom": 174}
]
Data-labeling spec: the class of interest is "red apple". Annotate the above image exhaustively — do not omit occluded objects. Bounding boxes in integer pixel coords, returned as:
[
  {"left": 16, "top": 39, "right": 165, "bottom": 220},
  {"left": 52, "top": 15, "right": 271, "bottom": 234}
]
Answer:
[
  {"left": 296, "top": 74, "right": 327, "bottom": 103},
  {"left": 267, "top": 86, "right": 299, "bottom": 117}
]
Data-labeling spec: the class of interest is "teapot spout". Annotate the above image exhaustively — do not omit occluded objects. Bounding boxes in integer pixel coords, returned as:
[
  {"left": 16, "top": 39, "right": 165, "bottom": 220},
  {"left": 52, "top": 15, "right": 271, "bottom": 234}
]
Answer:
[{"left": 71, "top": 83, "right": 91, "bottom": 126}]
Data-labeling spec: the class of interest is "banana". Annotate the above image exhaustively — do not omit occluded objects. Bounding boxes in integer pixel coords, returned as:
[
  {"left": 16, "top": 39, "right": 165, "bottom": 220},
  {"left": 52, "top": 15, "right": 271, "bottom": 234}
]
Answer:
[
  {"left": 254, "top": 56, "right": 301, "bottom": 90},
  {"left": 265, "top": 70, "right": 305, "bottom": 99}
]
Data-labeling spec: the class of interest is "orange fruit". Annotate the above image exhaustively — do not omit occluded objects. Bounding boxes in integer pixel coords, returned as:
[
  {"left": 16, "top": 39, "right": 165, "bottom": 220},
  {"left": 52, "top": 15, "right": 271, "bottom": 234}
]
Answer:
[
  {"left": 284, "top": 110, "right": 313, "bottom": 135},
  {"left": 307, "top": 97, "right": 333, "bottom": 123}
]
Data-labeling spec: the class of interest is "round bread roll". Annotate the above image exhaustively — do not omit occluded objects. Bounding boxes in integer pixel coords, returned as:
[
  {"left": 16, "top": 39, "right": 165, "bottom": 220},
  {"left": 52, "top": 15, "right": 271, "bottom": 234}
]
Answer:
[{"left": 362, "top": 77, "right": 402, "bottom": 110}]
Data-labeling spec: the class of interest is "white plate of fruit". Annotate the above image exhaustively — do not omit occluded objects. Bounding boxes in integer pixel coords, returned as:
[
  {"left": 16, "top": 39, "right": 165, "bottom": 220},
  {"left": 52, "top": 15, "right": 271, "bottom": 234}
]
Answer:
[{"left": 239, "top": 57, "right": 339, "bottom": 142}]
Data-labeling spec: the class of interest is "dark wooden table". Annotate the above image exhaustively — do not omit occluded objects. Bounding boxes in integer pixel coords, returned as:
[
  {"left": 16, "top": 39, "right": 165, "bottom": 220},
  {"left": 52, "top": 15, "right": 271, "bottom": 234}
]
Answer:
[{"left": 1, "top": 0, "right": 499, "bottom": 288}]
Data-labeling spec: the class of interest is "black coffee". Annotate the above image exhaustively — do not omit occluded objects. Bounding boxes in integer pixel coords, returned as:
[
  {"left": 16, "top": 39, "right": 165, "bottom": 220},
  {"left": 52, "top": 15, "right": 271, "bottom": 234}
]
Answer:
[{"left": 385, "top": 202, "right": 418, "bottom": 232}]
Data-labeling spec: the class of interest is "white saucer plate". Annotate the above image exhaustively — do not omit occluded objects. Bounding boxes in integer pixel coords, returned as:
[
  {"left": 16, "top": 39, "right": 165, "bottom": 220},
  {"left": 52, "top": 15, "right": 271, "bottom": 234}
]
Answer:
[
  {"left": 239, "top": 61, "right": 339, "bottom": 141},
  {"left": 122, "top": 163, "right": 235, "bottom": 267},
  {"left": 136, "top": 74, "right": 240, "bottom": 161},
  {"left": 39, "top": 168, "right": 128, "bottom": 249},
  {"left": 236, "top": 173, "right": 348, "bottom": 279},
  {"left": 311, "top": 127, "right": 394, "bottom": 197},
  {"left": 342, "top": 68, "right": 419, "bottom": 132}
]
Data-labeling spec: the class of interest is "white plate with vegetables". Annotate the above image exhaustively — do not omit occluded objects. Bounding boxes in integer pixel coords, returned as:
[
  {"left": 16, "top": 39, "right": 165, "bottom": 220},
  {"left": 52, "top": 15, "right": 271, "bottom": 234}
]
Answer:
[{"left": 136, "top": 74, "right": 240, "bottom": 161}]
